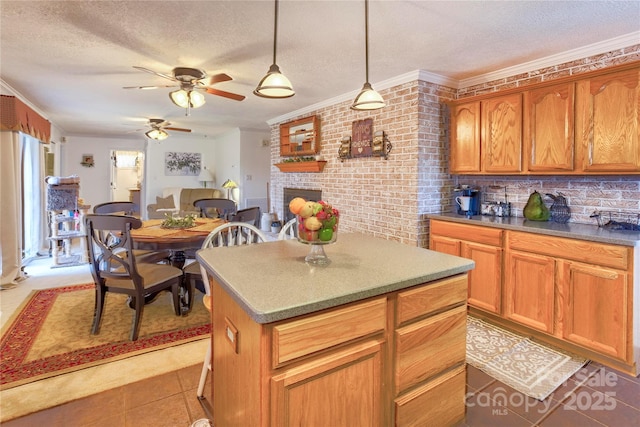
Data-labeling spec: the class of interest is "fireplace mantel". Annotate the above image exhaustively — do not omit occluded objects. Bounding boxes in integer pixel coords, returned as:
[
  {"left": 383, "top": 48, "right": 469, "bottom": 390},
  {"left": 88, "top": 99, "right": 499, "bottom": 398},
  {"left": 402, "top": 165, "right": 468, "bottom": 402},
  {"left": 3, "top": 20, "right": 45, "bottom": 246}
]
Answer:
[{"left": 274, "top": 161, "right": 327, "bottom": 173}]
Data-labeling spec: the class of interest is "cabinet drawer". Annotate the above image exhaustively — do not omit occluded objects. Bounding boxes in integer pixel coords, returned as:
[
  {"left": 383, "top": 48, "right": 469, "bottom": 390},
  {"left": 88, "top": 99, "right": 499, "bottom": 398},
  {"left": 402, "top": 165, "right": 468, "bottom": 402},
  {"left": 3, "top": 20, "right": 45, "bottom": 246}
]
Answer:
[
  {"left": 272, "top": 297, "right": 387, "bottom": 367},
  {"left": 395, "top": 365, "right": 466, "bottom": 427},
  {"left": 507, "top": 231, "right": 629, "bottom": 270},
  {"left": 431, "top": 220, "right": 503, "bottom": 246},
  {"left": 394, "top": 305, "right": 466, "bottom": 394},
  {"left": 396, "top": 275, "right": 467, "bottom": 326}
]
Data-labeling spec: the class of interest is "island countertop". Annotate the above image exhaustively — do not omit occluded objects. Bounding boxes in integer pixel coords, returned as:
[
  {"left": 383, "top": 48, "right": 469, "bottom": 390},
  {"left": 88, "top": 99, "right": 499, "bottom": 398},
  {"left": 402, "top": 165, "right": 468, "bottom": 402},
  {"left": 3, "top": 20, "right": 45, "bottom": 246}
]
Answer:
[
  {"left": 427, "top": 213, "right": 640, "bottom": 247},
  {"left": 196, "top": 232, "right": 474, "bottom": 324}
]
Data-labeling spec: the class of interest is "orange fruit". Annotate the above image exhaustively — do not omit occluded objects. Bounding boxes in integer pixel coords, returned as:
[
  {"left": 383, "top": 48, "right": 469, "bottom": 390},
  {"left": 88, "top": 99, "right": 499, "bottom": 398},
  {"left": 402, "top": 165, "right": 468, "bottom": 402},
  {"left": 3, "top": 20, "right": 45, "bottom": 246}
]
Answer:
[{"left": 288, "top": 197, "right": 306, "bottom": 214}]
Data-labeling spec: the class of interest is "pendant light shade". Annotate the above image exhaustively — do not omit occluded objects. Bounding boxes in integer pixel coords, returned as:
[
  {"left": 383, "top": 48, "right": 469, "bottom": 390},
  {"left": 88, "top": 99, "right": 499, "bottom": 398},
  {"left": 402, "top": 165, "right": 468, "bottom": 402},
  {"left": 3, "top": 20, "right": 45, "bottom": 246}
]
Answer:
[
  {"left": 254, "top": 0, "right": 294, "bottom": 98},
  {"left": 145, "top": 128, "right": 169, "bottom": 140},
  {"left": 351, "top": 0, "right": 384, "bottom": 111}
]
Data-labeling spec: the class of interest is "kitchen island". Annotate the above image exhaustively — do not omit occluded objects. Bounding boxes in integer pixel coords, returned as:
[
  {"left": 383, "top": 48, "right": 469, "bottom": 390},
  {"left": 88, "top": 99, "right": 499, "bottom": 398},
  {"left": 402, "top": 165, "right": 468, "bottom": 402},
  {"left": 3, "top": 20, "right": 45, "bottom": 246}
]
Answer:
[{"left": 197, "top": 232, "right": 475, "bottom": 427}]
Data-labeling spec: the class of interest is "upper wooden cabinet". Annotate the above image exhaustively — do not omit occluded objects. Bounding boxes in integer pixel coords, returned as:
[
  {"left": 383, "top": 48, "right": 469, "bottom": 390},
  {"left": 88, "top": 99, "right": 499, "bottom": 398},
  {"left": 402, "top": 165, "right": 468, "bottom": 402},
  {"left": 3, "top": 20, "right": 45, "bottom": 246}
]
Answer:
[
  {"left": 523, "top": 82, "right": 575, "bottom": 172},
  {"left": 279, "top": 115, "right": 320, "bottom": 157},
  {"left": 449, "top": 62, "right": 640, "bottom": 175},
  {"left": 575, "top": 68, "right": 640, "bottom": 172},
  {"left": 481, "top": 93, "right": 523, "bottom": 173},
  {"left": 450, "top": 102, "right": 481, "bottom": 173}
]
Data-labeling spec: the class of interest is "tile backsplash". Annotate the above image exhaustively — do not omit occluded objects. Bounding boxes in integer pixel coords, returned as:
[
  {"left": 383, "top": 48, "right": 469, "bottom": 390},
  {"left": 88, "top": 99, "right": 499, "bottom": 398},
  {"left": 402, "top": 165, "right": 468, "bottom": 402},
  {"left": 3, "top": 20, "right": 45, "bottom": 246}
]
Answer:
[{"left": 458, "top": 176, "right": 640, "bottom": 225}]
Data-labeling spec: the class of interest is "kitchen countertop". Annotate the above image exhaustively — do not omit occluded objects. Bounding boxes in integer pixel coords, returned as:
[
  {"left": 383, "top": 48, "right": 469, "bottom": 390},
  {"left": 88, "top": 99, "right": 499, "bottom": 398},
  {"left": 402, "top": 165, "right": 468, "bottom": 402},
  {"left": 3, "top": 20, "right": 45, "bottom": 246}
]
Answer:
[
  {"left": 427, "top": 213, "right": 640, "bottom": 247},
  {"left": 196, "top": 232, "right": 474, "bottom": 324}
]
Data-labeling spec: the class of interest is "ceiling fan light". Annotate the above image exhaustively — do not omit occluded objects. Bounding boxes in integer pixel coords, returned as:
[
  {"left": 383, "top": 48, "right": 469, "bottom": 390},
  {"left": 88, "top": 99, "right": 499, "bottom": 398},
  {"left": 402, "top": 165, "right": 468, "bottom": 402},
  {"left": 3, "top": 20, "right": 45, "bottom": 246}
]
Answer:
[
  {"left": 145, "top": 128, "right": 169, "bottom": 140},
  {"left": 169, "top": 89, "right": 189, "bottom": 108},
  {"left": 189, "top": 90, "right": 206, "bottom": 108},
  {"left": 254, "top": 64, "right": 295, "bottom": 98},
  {"left": 351, "top": 82, "right": 385, "bottom": 110}
]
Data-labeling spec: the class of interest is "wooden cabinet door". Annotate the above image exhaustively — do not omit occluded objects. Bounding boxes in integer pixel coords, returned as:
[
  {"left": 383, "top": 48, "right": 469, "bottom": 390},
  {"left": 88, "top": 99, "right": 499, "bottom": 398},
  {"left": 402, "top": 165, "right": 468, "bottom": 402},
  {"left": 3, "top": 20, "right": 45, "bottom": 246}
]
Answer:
[
  {"left": 560, "top": 260, "right": 628, "bottom": 360},
  {"left": 524, "top": 83, "right": 575, "bottom": 172},
  {"left": 271, "top": 340, "right": 383, "bottom": 427},
  {"left": 504, "top": 250, "right": 555, "bottom": 333},
  {"left": 576, "top": 68, "right": 640, "bottom": 172},
  {"left": 481, "top": 93, "right": 523, "bottom": 173},
  {"left": 461, "top": 241, "right": 502, "bottom": 314},
  {"left": 429, "top": 235, "right": 461, "bottom": 256},
  {"left": 450, "top": 101, "right": 481, "bottom": 173}
]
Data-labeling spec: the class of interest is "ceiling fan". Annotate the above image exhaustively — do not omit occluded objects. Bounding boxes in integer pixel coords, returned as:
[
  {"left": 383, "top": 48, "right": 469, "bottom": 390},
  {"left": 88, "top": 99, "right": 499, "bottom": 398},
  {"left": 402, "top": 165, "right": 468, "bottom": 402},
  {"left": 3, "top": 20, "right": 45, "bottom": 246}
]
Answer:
[
  {"left": 124, "top": 66, "right": 246, "bottom": 115},
  {"left": 141, "top": 118, "right": 191, "bottom": 140}
]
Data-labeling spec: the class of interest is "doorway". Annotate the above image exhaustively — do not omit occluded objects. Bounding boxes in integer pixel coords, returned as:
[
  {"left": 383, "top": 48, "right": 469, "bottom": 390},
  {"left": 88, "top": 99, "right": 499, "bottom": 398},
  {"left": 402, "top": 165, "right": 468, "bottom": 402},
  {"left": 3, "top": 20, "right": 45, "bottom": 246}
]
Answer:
[{"left": 110, "top": 150, "right": 144, "bottom": 208}]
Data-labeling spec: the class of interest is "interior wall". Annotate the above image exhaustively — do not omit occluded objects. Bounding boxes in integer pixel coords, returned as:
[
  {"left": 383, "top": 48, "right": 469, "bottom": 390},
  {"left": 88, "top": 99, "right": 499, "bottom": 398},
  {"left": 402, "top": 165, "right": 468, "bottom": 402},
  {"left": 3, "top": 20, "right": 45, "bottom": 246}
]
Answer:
[
  {"left": 144, "top": 133, "right": 218, "bottom": 214},
  {"left": 239, "top": 129, "right": 271, "bottom": 211},
  {"left": 60, "top": 136, "right": 145, "bottom": 209}
]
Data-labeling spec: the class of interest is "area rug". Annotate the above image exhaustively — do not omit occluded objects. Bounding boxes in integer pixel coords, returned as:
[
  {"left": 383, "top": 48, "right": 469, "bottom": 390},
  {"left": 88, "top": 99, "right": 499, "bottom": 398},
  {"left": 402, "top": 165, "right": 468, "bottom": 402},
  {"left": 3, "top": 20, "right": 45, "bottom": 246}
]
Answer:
[
  {"left": 0, "top": 283, "right": 210, "bottom": 389},
  {"left": 466, "top": 316, "right": 588, "bottom": 400}
]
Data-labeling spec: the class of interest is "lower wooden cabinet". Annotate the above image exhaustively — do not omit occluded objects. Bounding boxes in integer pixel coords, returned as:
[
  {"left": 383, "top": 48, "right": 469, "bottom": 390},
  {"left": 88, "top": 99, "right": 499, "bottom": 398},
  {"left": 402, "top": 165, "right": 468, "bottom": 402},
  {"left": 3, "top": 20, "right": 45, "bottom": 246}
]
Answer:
[
  {"left": 430, "top": 219, "right": 639, "bottom": 376},
  {"left": 430, "top": 221, "right": 503, "bottom": 314},
  {"left": 211, "top": 272, "right": 469, "bottom": 426},
  {"left": 271, "top": 340, "right": 384, "bottom": 427},
  {"left": 560, "top": 260, "right": 629, "bottom": 360},
  {"left": 504, "top": 249, "right": 555, "bottom": 333}
]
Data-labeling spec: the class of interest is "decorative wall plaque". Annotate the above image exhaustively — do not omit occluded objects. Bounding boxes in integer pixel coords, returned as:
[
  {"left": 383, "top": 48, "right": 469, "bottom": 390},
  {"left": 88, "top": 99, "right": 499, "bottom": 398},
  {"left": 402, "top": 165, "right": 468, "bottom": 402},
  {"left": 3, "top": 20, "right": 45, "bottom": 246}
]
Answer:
[{"left": 351, "top": 118, "right": 373, "bottom": 158}]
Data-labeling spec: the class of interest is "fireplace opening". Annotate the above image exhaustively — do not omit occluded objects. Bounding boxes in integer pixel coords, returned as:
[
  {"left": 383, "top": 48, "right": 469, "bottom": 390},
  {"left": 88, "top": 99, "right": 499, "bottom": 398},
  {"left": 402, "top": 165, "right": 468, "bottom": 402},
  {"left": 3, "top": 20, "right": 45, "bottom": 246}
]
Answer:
[{"left": 283, "top": 188, "right": 322, "bottom": 223}]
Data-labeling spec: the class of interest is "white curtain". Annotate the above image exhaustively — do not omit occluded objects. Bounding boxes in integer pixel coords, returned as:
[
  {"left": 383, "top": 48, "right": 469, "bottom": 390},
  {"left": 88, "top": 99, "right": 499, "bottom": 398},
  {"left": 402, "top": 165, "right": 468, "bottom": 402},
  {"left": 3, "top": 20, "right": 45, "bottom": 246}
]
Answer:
[
  {"left": 22, "top": 133, "right": 46, "bottom": 261},
  {"left": 0, "top": 131, "right": 25, "bottom": 286}
]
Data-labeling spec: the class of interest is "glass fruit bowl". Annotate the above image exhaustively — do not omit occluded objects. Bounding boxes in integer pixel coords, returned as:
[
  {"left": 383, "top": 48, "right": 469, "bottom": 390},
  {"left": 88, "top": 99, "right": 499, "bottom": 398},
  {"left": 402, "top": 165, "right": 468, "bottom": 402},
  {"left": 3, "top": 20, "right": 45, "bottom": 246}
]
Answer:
[{"left": 289, "top": 199, "right": 339, "bottom": 265}]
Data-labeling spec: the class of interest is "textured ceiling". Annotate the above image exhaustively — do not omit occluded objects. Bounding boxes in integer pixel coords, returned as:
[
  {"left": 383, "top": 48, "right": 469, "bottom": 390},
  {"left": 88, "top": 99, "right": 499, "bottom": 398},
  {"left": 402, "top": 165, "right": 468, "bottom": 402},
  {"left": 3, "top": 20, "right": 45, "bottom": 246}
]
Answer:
[{"left": 1, "top": 0, "right": 639, "bottom": 140}]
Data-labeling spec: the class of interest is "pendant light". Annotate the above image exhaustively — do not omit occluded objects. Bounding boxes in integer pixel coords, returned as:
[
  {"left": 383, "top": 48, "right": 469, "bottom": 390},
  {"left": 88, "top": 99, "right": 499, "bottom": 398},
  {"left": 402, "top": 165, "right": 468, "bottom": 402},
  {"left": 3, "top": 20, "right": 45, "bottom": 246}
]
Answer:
[
  {"left": 351, "top": 0, "right": 385, "bottom": 110},
  {"left": 254, "top": 0, "right": 295, "bottom": 98}
]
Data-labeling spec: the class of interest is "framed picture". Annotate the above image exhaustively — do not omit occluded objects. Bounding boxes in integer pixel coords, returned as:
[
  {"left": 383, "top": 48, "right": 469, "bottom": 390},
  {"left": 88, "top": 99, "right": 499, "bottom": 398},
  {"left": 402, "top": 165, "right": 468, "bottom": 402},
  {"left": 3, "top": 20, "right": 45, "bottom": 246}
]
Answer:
[
  {"left": 81, "top": 154, "right": 94, "bottom": 167},
  {"left": 164, "top": 152, "right": 202, "bottom": 176}
]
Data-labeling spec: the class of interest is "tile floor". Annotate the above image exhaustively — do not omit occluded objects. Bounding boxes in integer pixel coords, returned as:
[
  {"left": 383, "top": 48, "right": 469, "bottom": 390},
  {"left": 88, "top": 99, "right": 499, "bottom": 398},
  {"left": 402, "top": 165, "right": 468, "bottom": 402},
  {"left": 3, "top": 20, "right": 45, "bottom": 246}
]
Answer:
[{"left": 4, "top": 359, "right": 639, "bottom": 426}]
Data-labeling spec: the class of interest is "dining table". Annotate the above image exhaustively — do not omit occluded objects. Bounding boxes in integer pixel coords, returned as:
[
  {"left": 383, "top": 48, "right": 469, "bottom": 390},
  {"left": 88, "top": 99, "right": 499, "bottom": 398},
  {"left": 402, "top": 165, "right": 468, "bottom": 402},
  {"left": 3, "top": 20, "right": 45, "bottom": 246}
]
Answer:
[{"left": 130, "top": 217, "right": 226, "bottom": 267}]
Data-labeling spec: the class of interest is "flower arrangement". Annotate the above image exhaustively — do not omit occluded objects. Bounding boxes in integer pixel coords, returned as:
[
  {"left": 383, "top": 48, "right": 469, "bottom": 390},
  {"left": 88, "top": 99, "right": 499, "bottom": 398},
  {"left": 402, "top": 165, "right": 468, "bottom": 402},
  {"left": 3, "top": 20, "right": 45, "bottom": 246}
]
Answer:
[
  {"left": 289, "top": 197, "right": 339, "bottom": 243},
  {"left": 161, "top": 213, "right": 197, "bottom": 229}
]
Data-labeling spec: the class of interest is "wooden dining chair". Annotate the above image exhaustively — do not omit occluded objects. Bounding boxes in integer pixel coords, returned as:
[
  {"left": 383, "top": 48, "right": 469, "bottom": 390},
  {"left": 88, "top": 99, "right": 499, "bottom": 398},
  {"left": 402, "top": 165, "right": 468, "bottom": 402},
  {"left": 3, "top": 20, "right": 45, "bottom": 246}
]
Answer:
[
  {"left": 182, "top": 222, "right": 268, "bottom": 399},
  {"left": 230, "top": 206, "right": 261, "bottom": 226},
  {"left": 85, "top": 214, "right": 185, "bottom": 341},
  {"left": 93, "top": 201, "right": 170, "bottom": 264},
  {"left": 93, "top": 201, "right": 138, "bottom": 216},
  {"left": 193, "top": 198, "right": 237, "bottom": 220}
]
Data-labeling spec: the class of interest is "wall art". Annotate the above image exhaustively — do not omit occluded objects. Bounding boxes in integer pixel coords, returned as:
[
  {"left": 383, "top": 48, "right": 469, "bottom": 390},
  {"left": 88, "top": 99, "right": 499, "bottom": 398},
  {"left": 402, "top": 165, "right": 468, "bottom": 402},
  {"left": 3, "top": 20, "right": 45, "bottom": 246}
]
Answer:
[{"left": 164, "top": 152, "right": 201, "bottom": 176}]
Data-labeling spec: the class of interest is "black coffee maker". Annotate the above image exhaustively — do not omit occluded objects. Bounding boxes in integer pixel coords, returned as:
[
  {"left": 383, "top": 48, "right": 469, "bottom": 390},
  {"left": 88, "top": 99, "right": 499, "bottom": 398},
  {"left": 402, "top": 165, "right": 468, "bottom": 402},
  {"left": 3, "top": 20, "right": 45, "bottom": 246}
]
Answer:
[{"left": 454, "top": 186, "right": 481, "bottom": 216}]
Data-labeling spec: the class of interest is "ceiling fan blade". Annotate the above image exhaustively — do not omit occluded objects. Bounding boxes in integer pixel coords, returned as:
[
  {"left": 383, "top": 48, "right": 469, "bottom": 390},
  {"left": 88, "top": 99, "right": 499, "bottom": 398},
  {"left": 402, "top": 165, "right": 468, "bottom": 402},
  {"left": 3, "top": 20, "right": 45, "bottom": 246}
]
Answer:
[
  {"left": 209, "top": 73, "right": 233, "bottom": 85},
  {"left": 164, "top": 127, "right": 192, "bottom": 133},
  {"left": 133, "top": 66, "right": 176, "bottom": 81},
  {"left": 123, "top": 85, "right": 176, "bottom": 90},
  {"left": 205, "top": 87, "right": 246, "bottom": 101}
]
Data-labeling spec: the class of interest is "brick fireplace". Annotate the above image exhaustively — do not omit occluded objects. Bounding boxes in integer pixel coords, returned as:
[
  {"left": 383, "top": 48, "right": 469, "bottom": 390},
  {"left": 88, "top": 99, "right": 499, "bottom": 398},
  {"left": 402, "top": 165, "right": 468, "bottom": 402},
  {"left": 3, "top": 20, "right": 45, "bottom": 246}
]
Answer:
[{"left": 283, "top": 188, "right": 321, "bottom": 222}]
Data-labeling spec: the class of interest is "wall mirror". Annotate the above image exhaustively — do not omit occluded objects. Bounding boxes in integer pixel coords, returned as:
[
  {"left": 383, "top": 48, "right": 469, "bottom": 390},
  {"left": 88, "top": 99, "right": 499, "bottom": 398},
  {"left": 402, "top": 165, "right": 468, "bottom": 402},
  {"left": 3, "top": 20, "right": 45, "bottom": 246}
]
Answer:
[{"left": 279, "top": 115, "right": 320, "bottom": 156}]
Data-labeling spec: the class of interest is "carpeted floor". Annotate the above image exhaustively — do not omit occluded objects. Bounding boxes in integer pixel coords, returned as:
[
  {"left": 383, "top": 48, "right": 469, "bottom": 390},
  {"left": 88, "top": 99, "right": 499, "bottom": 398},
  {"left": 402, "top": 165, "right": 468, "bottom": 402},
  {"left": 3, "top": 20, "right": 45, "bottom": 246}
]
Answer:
[
  {"left": 1, "top": 283, "right": 210, "bottom": 389},
  {"left": 466, "top": 316, "right": 589, "bottom": 400}
]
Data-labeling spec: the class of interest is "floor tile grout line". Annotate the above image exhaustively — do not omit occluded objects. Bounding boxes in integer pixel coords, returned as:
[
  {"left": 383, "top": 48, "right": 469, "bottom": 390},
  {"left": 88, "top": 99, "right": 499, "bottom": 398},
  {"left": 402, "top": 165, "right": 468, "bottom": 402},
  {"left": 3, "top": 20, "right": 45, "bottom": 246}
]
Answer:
[{"left": 530, "top": 364, "right": 608, "bottom": 426}]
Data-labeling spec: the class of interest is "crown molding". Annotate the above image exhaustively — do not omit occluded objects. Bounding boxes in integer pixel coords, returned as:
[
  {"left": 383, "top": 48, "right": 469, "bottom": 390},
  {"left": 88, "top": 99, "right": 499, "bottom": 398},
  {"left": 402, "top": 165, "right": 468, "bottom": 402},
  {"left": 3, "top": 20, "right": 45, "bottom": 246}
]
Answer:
[
  {"left": 268, "top": 32, "right": 639, "bottom": 125},
  {"left": 0, "top": 78, "right": 50, "bottom": 120},
  {"left": 458, "top": 31, "right": 640, "bottom": 89},
  {"left": 267, "top": 70, "right": 455, "bottom": 125}
]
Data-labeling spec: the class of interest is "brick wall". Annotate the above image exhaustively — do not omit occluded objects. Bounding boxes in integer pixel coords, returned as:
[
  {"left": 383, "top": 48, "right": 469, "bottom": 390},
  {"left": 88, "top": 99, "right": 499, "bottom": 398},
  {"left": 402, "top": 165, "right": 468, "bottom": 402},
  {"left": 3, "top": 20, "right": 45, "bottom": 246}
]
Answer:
[{"left": 270, "top": 44, "right": 640, "bottom": 247}]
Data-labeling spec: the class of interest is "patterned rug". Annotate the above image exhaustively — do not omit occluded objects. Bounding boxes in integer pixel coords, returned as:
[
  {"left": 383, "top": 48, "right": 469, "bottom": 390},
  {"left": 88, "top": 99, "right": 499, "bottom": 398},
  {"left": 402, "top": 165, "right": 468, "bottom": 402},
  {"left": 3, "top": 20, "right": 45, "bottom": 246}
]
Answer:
[
  {"left": 0, "top": 284, "right": 210, "bottom": 389},
  {"left": 467, "top": 316, "right": 588, "bottom": 400}
]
